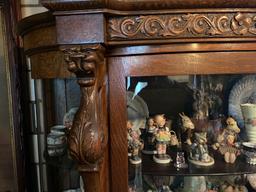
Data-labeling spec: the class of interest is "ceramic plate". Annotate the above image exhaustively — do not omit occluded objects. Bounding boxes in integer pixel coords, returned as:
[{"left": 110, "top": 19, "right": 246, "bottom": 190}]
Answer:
[
  {"left": 127, "top": 91, "right": 149, "bottom": 130},
  {"left": 228, "top": 75, "right": 256, "bottom": 128}
]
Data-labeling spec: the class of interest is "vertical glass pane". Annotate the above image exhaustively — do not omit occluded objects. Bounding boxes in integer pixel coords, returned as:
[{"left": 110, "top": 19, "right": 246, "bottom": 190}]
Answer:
[
  {"left": 26, "top": 75, "right": 82, "bottom": 191},
  {"left": 127, "top": 74, "right": 256, "bottom": 191}
]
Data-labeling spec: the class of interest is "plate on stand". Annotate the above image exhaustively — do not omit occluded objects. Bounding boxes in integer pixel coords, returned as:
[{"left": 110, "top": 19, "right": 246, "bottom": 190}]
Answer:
[
  {"left": 228, "top": 75, "right": 256, "bottom": 128},
  {"left": 127, "top": 91, "right": 149, "bottom": 130}
]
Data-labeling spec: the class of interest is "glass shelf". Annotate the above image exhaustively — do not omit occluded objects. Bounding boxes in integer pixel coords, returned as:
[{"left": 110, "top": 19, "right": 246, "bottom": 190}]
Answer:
[{"left": 141, "top": 149, "right": 256, "bottom": 176}]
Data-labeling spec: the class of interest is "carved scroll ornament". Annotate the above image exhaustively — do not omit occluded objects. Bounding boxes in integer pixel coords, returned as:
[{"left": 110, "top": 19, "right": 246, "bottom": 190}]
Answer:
[
  {"left": 62, "top": 45, "right": 107, "bottom": 172},
  {"left": 108, "top": 13, "right": 256, "bottom": 40}
]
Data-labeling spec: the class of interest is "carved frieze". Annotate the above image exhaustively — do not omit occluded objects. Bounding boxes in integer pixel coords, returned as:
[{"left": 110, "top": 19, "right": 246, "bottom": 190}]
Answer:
[
  {"left": 62, "top": 45, "right": 107, "bottom": 172},
  {"left": 108, "top": 13, "right": 256, "bottom": 40}
]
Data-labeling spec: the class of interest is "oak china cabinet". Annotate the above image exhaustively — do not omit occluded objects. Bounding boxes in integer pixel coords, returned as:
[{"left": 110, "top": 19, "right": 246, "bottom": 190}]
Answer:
[{"left": 18, "top": 0, "right": 256, "bottom": 191}]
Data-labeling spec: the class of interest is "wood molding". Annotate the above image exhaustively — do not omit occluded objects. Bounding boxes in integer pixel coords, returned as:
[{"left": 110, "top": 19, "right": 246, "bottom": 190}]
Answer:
[
  {"left": 108, "top": 12, "right": 256, "bottom": 41},
  {"left": 61, "top": 44, "right": 108, "bottom": 172},
  {"left": 41, "top": 0, "right": 105, "bottom": 11},
  {"left": 40, "top": 0, "right": 256, "bottom": 11}
]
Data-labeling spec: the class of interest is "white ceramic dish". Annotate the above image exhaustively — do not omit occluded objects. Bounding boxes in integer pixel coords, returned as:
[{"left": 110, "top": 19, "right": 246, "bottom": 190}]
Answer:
[
  {"left": 229, "top": 75, "right": 256, "bottom": 128},
  {"left": 127, "top": 91, "right": 149, "bottom": 130}
]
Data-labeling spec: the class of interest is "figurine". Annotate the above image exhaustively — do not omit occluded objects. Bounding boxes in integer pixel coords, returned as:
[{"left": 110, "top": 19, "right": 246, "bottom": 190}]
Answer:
[
  {"left": 147, "top": 118, "right": 157, "bottom": 147},
  {"left": 180, "top": 113, "right": 195, "bottom": 145},
  {"left": 212, "top": 117, "right": 240, "bottom": 163},
  {"left": 189, "top": 132, "right": 214, "bottom": 166},
  {"left": 127, "top": 121, "right": 144, "bottom": 164},
  {"left": 142, "top": 118, "right": 157, "bottom": 154},
  {"left": 153, "top": 114, "right": 172, "bottom": 164},
  {"left": 147, "top": 118, "right": 156, "bottom": 133}
]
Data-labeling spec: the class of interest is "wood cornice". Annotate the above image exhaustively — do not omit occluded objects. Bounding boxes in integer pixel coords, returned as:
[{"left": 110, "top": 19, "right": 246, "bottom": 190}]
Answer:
[{"left": 40, "top": 0, "right": 256, "bottom": 12}]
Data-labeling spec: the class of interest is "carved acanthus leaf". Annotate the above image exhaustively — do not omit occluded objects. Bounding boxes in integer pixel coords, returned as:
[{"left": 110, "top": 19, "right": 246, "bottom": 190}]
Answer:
[
  {"left": 62, "top": 44, "right": 107, "bottom": 172},
  {"left": 108, "top": 13, "right": 256, "bottom": 40}
]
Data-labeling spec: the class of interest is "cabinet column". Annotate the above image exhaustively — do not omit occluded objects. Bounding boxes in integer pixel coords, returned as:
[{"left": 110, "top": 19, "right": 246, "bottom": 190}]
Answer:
[{"left": 62, "top": 44, "right": 108, "bottom": 192}]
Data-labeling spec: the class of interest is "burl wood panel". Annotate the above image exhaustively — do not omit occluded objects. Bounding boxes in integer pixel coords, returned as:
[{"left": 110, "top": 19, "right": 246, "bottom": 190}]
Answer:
[{"left": 56, "top": 14, "right": 105, "bottom": 45}]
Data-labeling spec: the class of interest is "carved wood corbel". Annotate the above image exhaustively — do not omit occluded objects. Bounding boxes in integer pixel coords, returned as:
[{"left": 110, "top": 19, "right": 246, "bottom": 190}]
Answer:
[{"left": 61, "top": 44, "right": 108, "bottom": 173}]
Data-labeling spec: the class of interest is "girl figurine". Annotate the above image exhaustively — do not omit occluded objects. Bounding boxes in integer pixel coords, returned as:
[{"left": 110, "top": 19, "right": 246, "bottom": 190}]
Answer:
[
  {"left": 212, "top": 117, "right": 240, "bottom": 163},
  {"left": 153, "top": 114, "right": 172, "bottom": 164},
  {"left": 189, "top": 132, "right": 214, "bottom": 166},
  {"left": 127, "top": 121, "right": 144, "bottom": 164}
]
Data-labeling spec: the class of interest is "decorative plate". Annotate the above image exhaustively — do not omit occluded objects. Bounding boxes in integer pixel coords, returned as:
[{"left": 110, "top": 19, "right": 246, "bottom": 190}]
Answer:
[
  {"left": 127, "top": 91, "right": 149, "bottom": 130},
  {"left": 228, "top": 75, "right": 256, "bottom": 128}
]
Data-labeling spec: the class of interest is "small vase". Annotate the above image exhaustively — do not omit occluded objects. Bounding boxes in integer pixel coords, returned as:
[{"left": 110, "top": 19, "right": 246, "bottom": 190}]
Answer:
[{"left": 241, "top": 103, "right": 256, "bottom": 142}]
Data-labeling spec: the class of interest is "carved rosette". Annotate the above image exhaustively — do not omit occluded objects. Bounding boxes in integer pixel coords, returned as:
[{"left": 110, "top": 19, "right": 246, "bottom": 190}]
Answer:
[
  {"left": 62, "top": 44, "right": 107, "bottom": 172},
  {"left": 108, "top": 13, "right": 256, "bottom": 40}
]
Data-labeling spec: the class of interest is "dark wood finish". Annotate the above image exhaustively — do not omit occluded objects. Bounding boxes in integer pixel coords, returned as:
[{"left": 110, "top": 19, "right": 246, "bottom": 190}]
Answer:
[
  {"left": 23, "top": 26, "right": 56, "bottom": 51},
  {"left": 61, "top": 44, "right": 108, "bottom": 191},
  {"left": 110, "top": 52, "right": 256, "bottom": 77},
  {"left": 17, "top": 1, "right": 256, "bottom": 192},
  {"left": 108, "top": 57, "right": 127, "bottom": 192},
  {"left": 56, "top": 14, "right": 105, "bottom": 44},
  {"left": 0, "top": 0, "right": 24, "bottom": 191},
  {"left": 40, "top": 0, "right": 256, "bottom": 11},
  {"left": 30, "top": 51, "right": 73, "bottom": 79},
  {"left": 108, "top": 13, "right": 256, "bottom": 40},
  {"left": 17, "top": 12, "right": 54, "bottom": 37},
  {"left": 108, "top": 42, "right": 256, "bottom": 56},
  {"left": 41, "top": 0, "right": 105, "bottom": 11}
]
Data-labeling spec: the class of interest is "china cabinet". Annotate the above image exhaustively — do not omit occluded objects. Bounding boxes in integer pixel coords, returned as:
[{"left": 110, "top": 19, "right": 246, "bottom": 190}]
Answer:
[{"left": 18, "top": 0, "right": 256, "bottom": 191}]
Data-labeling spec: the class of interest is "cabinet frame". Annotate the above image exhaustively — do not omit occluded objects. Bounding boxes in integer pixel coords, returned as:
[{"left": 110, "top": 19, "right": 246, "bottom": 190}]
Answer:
[{"left": 108, "top": 48, "right": 256, "bottom": 192}]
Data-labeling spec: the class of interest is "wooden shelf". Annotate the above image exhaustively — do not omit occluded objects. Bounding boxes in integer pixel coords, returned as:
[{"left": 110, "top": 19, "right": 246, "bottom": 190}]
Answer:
[{"left": 138, "top": 149, "right": 256, "bottom": 176}]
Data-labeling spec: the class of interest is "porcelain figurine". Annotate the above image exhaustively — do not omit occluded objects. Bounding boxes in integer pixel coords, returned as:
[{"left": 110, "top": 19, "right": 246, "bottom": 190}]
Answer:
[
  {"left": 147, "top": 118, "right": 157, "bottom": 147},
  {"left": 212, "top": 117, "right": 240, "bottom": 163},
  {"left": 127, "top": 121, "right": 144, "bottom": 164},
  {"left": 153, "top": 114, "right": 172, "bottom": 164},
  {"left": 189, "top": 132, "right": 214, "bottom": 166},
  {"left": 147, "top": 118, "right": 156, "bottom": 133},
  {"left": 180, "top": 112, "right": 195, "bottom": 145},
  {"left": 142, "top": 118, "right": 157, "bottom": 154}
]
